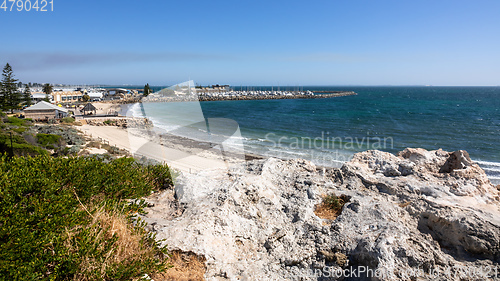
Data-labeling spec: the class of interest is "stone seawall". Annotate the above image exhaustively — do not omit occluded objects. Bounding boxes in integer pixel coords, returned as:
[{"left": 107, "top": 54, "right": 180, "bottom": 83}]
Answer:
[
  {"left": 198, "top": 91, "right": 357, "bottom": 102},
  {"left": 80, "top": 117, "right": 153, "bottom": 128}
]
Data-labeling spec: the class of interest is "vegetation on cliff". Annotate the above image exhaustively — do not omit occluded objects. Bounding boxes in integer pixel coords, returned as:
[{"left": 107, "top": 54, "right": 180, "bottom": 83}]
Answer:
[
  {"left": 0, "top": 115, "right": 179, "bottom": 280},
  {"left": 0, "top": 155, "right": 175, "bottom": 279}
]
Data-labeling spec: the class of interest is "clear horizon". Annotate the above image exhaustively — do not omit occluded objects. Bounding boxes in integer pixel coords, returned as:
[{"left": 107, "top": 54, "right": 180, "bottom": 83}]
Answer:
[{"left": 1, "top": 0, "right": 499, "bottom": 86}]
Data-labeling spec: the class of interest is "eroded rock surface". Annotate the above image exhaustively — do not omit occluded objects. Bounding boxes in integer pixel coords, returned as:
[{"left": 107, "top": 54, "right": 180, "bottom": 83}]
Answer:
[{"left": 142, "top": 149, "right": 500, "bottom": 280}]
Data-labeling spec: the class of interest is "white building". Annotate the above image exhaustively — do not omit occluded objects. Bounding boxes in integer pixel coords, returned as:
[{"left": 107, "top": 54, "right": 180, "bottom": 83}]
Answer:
[{"left": 23, "top": 101, "right": 69, "bottom": 120}]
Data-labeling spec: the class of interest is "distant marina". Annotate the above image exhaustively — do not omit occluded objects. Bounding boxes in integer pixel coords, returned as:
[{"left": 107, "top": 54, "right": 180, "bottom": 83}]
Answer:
[
  {"left": 197, "top": 90, "right": 357, "bottom": 101},
  {"left": 22, "top": 83, "right": 357, "bottom": 104}
]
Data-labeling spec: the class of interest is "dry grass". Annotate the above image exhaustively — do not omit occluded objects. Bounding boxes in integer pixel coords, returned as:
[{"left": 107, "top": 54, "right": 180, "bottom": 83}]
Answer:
[
  {"left": 64, "top": 204, "right": 163, "bottom": 280},
  {"left": 64, "top": 202, "right": 205, "bottom": 280},
  {"left": 153, "top": 250, "right": 206, "bottom": 281},
  {"left": 314, "top": 193, "right": 350, "bottom": 221},
  {"left": 399, "top": 201, "right": 411, "bottom": 208},
  {"left": 85, "top": 141, "right": 102, "bottom": 149}
]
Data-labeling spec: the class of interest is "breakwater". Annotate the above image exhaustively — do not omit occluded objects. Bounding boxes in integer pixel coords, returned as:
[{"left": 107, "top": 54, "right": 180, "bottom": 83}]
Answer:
[
  {"left": 312, "top": 90, "right": 355, "bottom": 94},
  {"left": 143, "top": 90, "right": 357, "bottom": 103}
]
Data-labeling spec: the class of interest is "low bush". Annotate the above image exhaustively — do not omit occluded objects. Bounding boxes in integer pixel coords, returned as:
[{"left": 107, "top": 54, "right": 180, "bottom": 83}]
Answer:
[
  {"left": 66, "top": 145, "right": 81, "bottom": 155},
  {"left": 104, "top": 120, "right": 117, "bottom": 125},
  {"left": 12, "top": 143, "right": 49, "bottom": 157},
  {"left": 0, "top": 155, "right": 174, "bottom": 280},
  {"left": 12, "top": 127, "right": 27, "bottom": 133},
  {"left": 99, "top": 143, "right": 127, "bottom": 156},
  {"left": 0, "top": 132, "right": 47, "bottom": 157},
  {"left": 323, "top": 193, "right": 350, "bottom": 212},
  {"left": 86, "top": 141, "right": 101, "bottom": 148},
  {"left": 7, "top": 116, "right": 29, "bottom": 127},
  {"left": 314, "top": 193, "right": 351, "bottom": 221},
  {"left": 61, "top": 117, "right": 75, "bottom": 123},
  {"left": 36, "top": 133, "right": 63, "bottom": 147},
  {"left": 33, "top": 125, "right": 85, "bottom": 146},
  {"left": 0, "top": 131, "right": 25, "bottom": 144}
]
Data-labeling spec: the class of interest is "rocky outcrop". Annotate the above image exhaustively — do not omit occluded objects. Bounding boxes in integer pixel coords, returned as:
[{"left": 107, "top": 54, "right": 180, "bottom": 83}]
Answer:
[{"left": 142, "top": 149, "right": 500, "bottom": 280}]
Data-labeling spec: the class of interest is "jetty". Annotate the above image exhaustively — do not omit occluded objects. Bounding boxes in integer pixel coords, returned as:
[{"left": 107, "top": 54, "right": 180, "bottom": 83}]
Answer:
[
  {"left": 312, "top": 90, "right": 354, "bottom": 94},
  {"left": 144, "top": 90, "right": 357, "bottom": 103}
]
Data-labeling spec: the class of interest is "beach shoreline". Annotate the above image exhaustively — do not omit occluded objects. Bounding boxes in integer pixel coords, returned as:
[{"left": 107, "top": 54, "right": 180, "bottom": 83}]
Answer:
[
  {"left": 82, "top": 100, "right": 500, "bottom": 185},
  {"left": 78, "top": 121, "right": 261, "bottom": 174}
]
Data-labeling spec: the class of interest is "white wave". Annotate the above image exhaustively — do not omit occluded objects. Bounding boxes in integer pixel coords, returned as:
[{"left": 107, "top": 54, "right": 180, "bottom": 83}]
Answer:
[
  {"left": 140, "top": 114, "right": 182, "bottom": 132},
  {"left": 483, "top": 167, "right": 500, "bottom": 173},
  {"left": 131, "top": 103, "right": 144, "bottom": 117},
  {"left": 225, "top": 135, "right": 246, "bottom": 141},
  {"left": 154, "top": 122, "right": 182, "bottom": 133},
  {"left": 475, "top": 160, "right": 500, "bottom": 168}
]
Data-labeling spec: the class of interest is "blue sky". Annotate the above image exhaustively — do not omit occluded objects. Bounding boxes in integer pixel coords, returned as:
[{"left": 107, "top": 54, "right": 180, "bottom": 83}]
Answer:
[{"left": 0, "top": 0, "right": 499, "bottom": 86}]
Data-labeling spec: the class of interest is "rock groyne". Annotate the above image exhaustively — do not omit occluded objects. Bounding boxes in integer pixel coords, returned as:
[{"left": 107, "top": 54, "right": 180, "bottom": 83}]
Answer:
[
  {"left": 143, "top": 91, "right": 357, "bottom": 103},
  {"left": 80, "top": 117, "right": 153, "bottom": 129}
]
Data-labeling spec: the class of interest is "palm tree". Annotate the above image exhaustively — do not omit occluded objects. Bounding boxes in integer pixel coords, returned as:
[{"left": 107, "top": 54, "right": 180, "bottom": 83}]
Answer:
[{"left": 42, "top": 83, "right": 53, "bottom": 102}]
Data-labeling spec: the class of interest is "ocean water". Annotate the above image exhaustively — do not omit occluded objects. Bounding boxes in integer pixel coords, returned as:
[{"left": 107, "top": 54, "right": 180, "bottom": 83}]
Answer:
[{"left": 128, "top": 86, "right": 500, "bottom": 184}]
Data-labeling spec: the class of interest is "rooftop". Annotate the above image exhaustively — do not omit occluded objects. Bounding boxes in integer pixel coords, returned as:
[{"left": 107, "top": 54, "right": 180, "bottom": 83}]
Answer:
[{"left": 24, "top": 101, "right": 69, "bottom": 113}]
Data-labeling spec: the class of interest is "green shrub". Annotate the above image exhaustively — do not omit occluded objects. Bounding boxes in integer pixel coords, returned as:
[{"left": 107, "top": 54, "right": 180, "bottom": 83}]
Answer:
[
  {"left": 61, "top": 117, "right": 75, "bottom": 123},
  {"left": 146, "top": 164, "right": 178, "bottom": 190},
  {"left": 67, "top": 145, "right": 81, "bottom": 155},
  {"left": 86, "top": 141, "right": 101, "bottom": 148},
  {"left": 0, "top": 132, "right": 47, "bottom": 157},
  {"left": 36, "top": 133, "right": 62, "bottom": 147},
  {"left": 323, "top": 193, "right": 350, "bottom": 212},
  {"left": 34, "top": 125, "right": 85, "bottom": 146},
  {"left": 6, "top": 116, "right": 28, "bottom": 127},
  {"left": 13, "top": 143, "right": 49, "bottom": 157},
  {"left": 0, "top": 132, "right": 25, "bottom": 144},
  {"left": 12, "top": 127, "right": 26, "bottom": 134},
  {"left": 108, "top": 145, "right": 121, "bottom": 155},
  {"left": 0, "top": 155, "right": 174, "bottom": 279},
  {"left": 315, "top": 193, "right": 351, "bottom": 221}
]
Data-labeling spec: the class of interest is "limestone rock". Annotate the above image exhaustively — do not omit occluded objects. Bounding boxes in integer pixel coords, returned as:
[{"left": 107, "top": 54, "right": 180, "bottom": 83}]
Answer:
[
  {"left": 143, "top": 149, "right": 500, "bottom": 280},
  {"left": 84, "top": 117, "right": 153, "bottom": 128}
]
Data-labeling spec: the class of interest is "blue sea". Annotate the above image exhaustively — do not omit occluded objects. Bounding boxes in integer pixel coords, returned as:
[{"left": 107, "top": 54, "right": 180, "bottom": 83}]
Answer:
[{"left": 128, "top": 86, "right": 500, "bottom": 185}]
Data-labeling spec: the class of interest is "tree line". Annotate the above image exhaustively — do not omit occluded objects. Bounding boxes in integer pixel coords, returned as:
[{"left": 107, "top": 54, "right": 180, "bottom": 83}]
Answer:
[{"left": 0, "top": 63, "right": 53, "bottom": 113}]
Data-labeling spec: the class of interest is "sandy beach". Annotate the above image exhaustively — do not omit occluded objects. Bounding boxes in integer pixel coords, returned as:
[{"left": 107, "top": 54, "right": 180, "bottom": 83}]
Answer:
[
  {"left": 78, "top": 101, "right": 264, "bottom": 174},
  {"left": 92, "top": 102, "right": 122, "bottom": 115},
  {"left": 79, "top": 124, "right": 238, "bottom": 174}
]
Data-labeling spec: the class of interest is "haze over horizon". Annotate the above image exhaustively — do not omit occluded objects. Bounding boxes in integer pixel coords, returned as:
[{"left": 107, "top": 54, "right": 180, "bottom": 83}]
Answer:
[{"left": 1, "top": 0, "right": 499, "bottom": 86}]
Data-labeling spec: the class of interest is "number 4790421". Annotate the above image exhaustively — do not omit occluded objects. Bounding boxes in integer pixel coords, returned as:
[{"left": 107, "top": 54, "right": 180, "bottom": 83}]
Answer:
[{"left": 1, "top": 0, "right": 53, "bottom": 12}]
